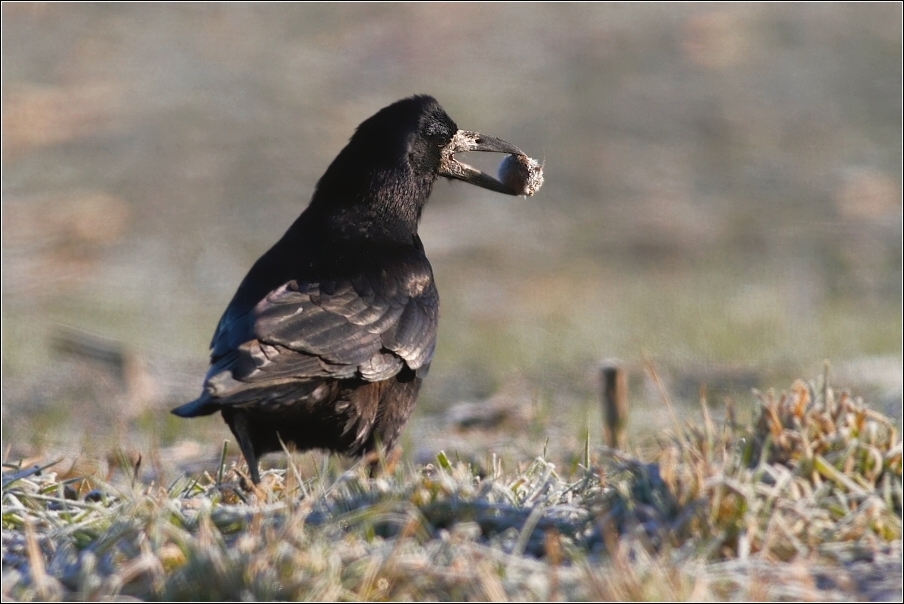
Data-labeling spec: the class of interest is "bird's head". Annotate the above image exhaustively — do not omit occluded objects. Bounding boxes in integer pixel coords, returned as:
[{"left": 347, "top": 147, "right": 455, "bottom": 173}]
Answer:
[{"left": 310, "top": 95, "right": 531, "bottom": 239}]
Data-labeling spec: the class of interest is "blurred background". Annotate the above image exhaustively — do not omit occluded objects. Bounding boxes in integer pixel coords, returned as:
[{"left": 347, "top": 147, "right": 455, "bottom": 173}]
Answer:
[{"left": 2, "top": 4, "right": 901, "bottom": 477}]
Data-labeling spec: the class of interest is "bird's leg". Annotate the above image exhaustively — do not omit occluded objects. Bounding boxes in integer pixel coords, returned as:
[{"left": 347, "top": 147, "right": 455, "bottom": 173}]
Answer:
[
  {"left": 230, "top": 409, "right": 262, "bottom": 485},
  {"left": 362, "top": 450, "right": 381, "bottom": 478},
  {"left": 363, "top": 446, "right": 402, "bottom": 478},
  {"left": 382, "top": 446, "right": 402, "bottom": 476}
]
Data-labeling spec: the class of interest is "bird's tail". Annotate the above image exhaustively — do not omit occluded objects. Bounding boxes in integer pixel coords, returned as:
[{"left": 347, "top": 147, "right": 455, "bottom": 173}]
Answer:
[{"left": 171, "top": 394, "right": 220, "bottom": 417}]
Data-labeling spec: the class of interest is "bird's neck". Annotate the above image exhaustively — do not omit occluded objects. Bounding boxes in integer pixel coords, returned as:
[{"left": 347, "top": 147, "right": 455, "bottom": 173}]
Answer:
[{"left": 308, "top": 169, "right": 434, "bottom": 245}]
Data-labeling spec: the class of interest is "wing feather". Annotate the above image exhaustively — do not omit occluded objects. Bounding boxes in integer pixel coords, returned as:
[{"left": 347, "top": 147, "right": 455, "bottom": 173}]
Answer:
[{"left": 201, "top": 247, "right": 438, "bottom": 403}]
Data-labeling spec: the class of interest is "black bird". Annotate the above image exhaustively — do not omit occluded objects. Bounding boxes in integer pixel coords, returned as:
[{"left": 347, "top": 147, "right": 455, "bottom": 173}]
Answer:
[{"left": 172, "top": 95, "right": 531, "bottom": 484}]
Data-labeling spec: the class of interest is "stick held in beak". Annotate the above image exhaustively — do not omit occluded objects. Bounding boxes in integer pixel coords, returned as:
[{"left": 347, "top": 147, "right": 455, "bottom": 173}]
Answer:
[{"left": 438, "top": 129, "right": 539, "bottom": 196}]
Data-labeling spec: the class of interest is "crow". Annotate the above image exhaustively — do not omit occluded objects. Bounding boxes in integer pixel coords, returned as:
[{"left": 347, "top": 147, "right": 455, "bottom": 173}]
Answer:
[{"left": 172, "top": 95, "right": 533, "bottom": 484}]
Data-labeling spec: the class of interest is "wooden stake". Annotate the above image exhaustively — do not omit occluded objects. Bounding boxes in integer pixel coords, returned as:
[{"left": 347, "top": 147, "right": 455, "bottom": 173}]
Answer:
[{"left": 600, "top": 361, "right": 627, "bottom": 450}]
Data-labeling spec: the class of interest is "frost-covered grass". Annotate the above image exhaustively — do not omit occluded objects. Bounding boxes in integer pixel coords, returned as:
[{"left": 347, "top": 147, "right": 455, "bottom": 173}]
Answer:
[{"left": 3, "top": 377, "right": 901, "bottom": 601}]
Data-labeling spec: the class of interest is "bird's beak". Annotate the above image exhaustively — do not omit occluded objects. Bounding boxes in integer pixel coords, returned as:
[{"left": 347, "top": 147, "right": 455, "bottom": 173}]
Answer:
[{"left": 438, "top": 130, "right": 525, "bottom": 195}]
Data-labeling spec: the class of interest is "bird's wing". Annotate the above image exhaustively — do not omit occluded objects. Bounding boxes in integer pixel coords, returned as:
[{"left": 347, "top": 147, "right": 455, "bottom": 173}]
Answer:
[{"left": 206, "top": 253, "right": 438, "bottom": 390}]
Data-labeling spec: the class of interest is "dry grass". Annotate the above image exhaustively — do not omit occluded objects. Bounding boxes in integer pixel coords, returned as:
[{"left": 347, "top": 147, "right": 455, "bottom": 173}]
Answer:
[{"left": 3, "top": 376, "right": 901, "bottom": 601}]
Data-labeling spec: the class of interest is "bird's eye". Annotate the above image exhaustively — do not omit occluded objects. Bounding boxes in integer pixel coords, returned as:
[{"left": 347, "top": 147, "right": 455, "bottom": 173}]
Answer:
[{"left": 422, "top": 119, "right": 449, "bottom": 144}]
